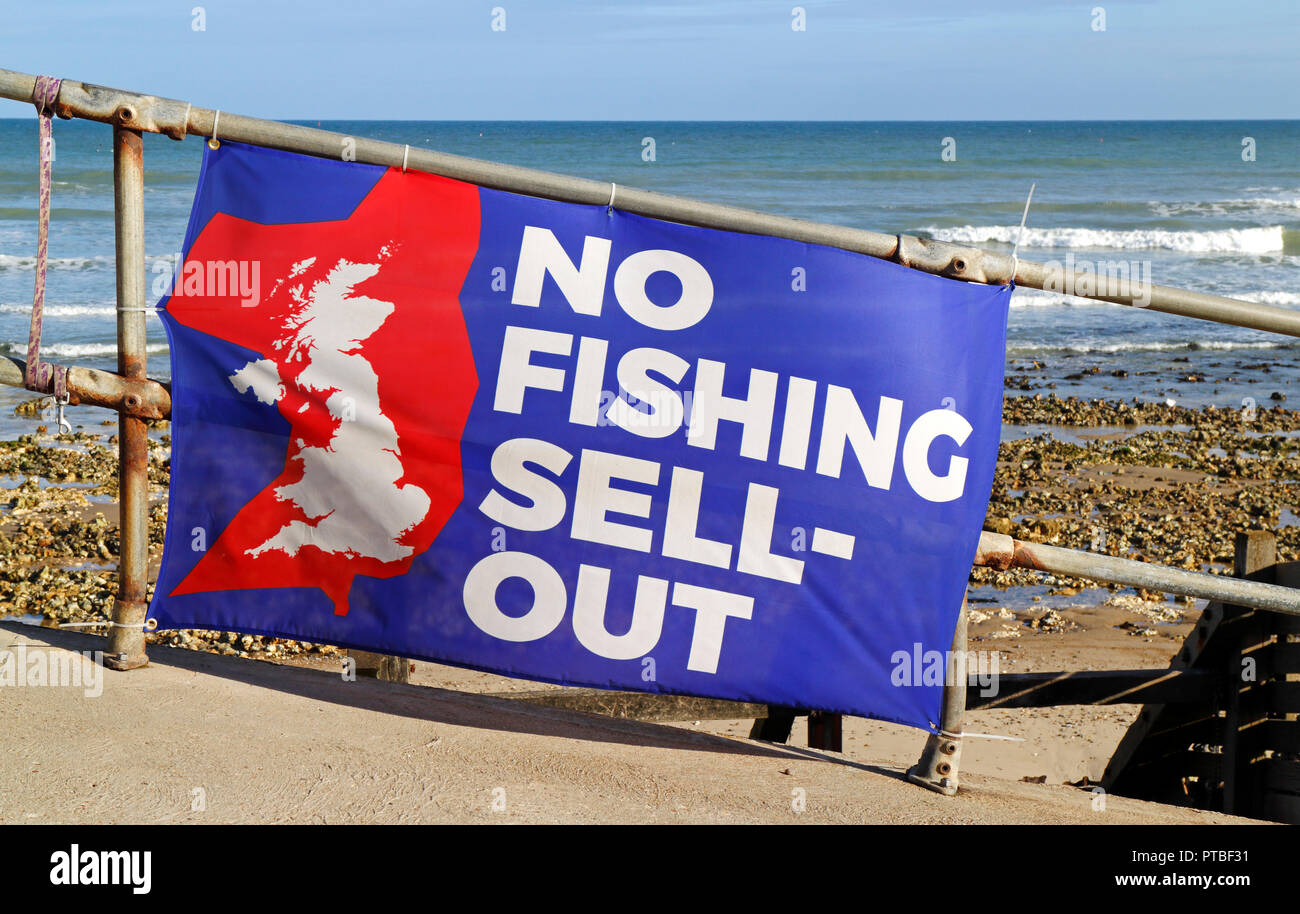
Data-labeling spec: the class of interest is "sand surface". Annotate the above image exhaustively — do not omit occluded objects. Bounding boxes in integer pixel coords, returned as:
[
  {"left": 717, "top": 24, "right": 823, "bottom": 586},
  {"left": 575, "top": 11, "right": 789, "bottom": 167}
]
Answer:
[
  {"left": 0, "top": 620, "right": 1256, "bottom": 824},
  {"left": 3, "top": 399, "right": 1291, "bottom": 824}
]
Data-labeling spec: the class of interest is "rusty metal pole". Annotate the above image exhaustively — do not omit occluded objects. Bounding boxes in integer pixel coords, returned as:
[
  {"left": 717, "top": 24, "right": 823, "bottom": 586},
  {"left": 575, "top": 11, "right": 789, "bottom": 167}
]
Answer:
[
  {"left": 975, "top": 531, "right": 1300, "bottom": 616},
  {"left": 3, "top": 69, "right": 1300, "bottom": 340},
  {"left": 907, "top": 595, "right": 968, "bottom": 796},
  {"left": 104, "top": 123, "right": 149, "bottom": 671}
]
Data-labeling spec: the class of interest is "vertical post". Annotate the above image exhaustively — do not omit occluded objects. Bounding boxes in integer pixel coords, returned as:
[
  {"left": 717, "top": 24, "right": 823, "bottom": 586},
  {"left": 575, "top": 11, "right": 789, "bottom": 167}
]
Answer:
[
  {"left": 1262, "top": 607, "right": 1300, "bottom": 824},
  {"left": 907, "top": 594, "right": 968, "bottom": 796},
  {"left": 807, "top": 711, "right": 843, "bottom": 752},
  {"left": 748, "top": 706, "right": 798, "bottom": 743},
  {"left": 349, "top": 650, "right": 412, "bottom": 684},
  {"left": 1222, "top": 530, "right": 1275, "bottom": 815},
  {"left": 105, "top": 123, "right": 149, "bottom": 671}
]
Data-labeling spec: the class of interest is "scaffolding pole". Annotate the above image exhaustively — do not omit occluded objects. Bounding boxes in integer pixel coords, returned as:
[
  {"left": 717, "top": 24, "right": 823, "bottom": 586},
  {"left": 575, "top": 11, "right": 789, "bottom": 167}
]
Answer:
[
  {"left": 1, "top": 67, "right": 1299, "bottom": 624},
  {"left": 1, "top": 66, "right": 1299, "bottom": 337},
  {"left": 103, "top": 123, "right": 149, "bottom": 670}
]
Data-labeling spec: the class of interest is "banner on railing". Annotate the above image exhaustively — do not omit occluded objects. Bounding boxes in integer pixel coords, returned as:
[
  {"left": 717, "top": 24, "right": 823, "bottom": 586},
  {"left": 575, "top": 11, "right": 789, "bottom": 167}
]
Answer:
[{"left": 152, "top": 141, "right": 1010, "bottom": 730}]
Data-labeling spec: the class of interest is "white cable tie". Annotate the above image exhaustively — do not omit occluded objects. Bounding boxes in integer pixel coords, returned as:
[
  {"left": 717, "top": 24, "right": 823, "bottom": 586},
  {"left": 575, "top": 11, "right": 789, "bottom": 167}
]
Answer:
[
  {"left": 59, "top": 618, "right": 158, "bottom": 631},
  {"left": 1008, "top": 182, "right": 1035, "bottom": 287},
  {"left": 940, "top": 728, "right": 1024, "bottom": 742},
  {"left": 181, "top": 101, "right": 192, "bottom": 136},
  {"left": 607, "top": 182, "right": 617, "bottom": 211},
  {"left": 402, "top": 145, "right": 409, "bottom": 174},
  {"left": 208, "top": 110, "right": 221, "bottom": 149}
]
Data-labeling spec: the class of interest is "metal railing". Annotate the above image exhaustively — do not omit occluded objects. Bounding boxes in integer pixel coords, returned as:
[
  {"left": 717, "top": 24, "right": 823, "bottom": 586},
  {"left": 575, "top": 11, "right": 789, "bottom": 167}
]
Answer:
[{"left": 1, "top": 65, "right": 1298, "bottom": 659}]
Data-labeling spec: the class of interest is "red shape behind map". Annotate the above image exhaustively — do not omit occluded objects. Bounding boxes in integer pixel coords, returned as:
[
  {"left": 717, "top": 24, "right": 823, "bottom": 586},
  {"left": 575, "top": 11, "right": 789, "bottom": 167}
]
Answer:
[{"left": 166, "top": 169, "right": 481, "bottom": 615}]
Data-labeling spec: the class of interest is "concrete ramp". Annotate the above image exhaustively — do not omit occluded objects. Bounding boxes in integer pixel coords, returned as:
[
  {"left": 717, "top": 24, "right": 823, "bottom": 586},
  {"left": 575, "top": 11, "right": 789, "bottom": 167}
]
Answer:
[{"left": 0, "top": 622, "right": 1257, "bottom": 825}]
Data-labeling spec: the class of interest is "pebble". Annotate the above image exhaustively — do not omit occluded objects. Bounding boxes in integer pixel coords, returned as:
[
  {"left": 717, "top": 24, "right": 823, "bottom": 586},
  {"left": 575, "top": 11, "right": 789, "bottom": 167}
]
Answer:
[{"left": 4, "top": 393, "right": 1297, "bottom": 660}]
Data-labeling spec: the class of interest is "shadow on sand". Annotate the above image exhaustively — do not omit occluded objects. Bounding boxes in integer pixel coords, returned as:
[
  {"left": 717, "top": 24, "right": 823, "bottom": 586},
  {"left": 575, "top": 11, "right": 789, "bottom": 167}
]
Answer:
[{"left": 0, "top": 619, "right": 912, "bottom": 778}]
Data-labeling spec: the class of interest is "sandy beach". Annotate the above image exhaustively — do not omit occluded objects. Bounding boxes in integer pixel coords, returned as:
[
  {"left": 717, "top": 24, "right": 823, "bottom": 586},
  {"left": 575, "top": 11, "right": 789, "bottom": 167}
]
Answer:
[
  {"left": 1, "top": 385, "right": 1294, "bottom": 822},
  {"left": 0, "top": 619, "right": 1256, "bottom": 825}
]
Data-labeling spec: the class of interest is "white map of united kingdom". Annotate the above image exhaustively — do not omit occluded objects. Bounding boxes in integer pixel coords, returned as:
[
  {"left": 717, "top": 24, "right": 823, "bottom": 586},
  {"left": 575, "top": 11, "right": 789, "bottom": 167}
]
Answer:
[{"left": 228, "top": 256, "right": 431, "bottom": 562}]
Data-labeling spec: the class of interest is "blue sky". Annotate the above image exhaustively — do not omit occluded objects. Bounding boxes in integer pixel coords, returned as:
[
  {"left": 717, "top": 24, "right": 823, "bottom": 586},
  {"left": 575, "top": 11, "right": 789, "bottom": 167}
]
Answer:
[{"left": 1, "top": 0, "right": 1295, "bottom": 120}]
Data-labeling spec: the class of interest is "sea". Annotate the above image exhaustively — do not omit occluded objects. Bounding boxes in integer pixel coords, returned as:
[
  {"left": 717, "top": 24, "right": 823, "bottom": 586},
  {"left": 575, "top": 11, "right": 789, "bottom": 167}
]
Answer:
[{"left": 0, "top": 119, "right": 1297, "bottom": 439}]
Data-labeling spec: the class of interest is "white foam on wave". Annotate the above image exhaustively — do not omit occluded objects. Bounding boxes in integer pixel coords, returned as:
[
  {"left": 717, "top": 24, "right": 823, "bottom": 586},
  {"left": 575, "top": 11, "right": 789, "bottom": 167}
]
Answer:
[
  {"left": 1012, "top": 289, "right": 1300, "bottom": 309},
  {"left": 1237, "top": 290, "right": 1300, "bottom": 306},
  {"left": 0, "top": 253, "right": 111, "bottom": 271},
  {"left": 923, "top": 224, "right": 1285, "bottom": 253},
  {"left": 1010, "top": 290, "right": 1108, "bottom": 308},
  {"left": 1008, "top": 340, "right": 1292, "bottom": 355},
  {"left": 0, "top": 341, "right": 169, "bottom": 358},
  {"left": 0, "top": 253, "right": 178, "bottom": 272},
  {"left": 1148, "top": 196, "right": 1300, "bottom": 218},
  {"left": 0, "top": 304, "right": 161, "bottom": 318}
]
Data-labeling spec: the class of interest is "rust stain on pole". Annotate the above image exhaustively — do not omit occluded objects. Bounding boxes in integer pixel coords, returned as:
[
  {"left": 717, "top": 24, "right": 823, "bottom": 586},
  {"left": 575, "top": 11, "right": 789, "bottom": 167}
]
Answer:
[
  {"left": 105, "top": 125, "right": 149, "bottom": 671},
  {"left": 974, "top": 529, "right": 1300, "bottom": 615},
  {"left": 973, "top": 531, "right": 1048, "bottom": 572},
  {"left": 69, "top": 368, "right": 170, "bottom": 419},
  {"left": 0, "top": 356, "right": 170, "bottom": 418}
]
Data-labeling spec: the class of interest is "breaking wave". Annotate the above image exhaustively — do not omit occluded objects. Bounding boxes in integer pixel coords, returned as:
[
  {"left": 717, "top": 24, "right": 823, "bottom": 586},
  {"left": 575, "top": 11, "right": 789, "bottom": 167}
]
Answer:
[
  {"left": 0, "top": 304, "right": 161, "bottom": 318},
  {"left": 0, "top": 253, "right": 178, "bottom": 272},
  {"left": 922, "top": 224, "right": 1286, "bottom": 254},
  {"left": 1011, "top": 289, "right": 1300, "bottom": 309},
  {"left": 0, "top": 341, "right": 169, "bottom": 358},
  {"left": 1008, "top": 340, "right": 1293, "bottom": 355}
]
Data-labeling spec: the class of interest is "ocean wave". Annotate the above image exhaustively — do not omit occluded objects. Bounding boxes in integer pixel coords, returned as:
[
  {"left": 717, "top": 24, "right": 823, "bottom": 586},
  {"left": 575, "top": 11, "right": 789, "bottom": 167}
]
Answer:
[
  {"left": 0, "top": 304, "right": 161, "bottom": 318},
  {"left": 1012, "top": 289, "right": 1300, "bottom": 309},
  {"left": 0, "top": 253, "right": 112, "bottom": 271},
  {"left": 1008, "top": 340, "right": 1293, "bottom": 355},
  {"left": 0, "top": 253, "right": 177, "bottom": 272},
  {"left": 1010, "top": 290, "right": 1110, "bottom": 308},
  {"left": 1236, "top": 290, "right": 1300, "bottom": 306},
  {"left": 1148, "top": 196, "right": 1300, "bottom": 218},
  {"left": 922, "top": 224, "right": 1286, "bottom": 253},
  {"left": 0, "top": 341, "right": 169, "bottom": 358}
]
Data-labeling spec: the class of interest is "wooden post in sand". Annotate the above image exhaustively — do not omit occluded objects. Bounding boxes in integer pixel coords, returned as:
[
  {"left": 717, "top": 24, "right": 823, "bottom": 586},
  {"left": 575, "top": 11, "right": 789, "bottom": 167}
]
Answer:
[
  {"left": 349, "top": 651, "right": 411, "bottom": 684},
  {"left": 806, "top": 711, "right": 843, "bottom": 752},
  {"left": 1104, "top": 529, "right": 1300, "bottom": 823},
  {"left": 1227, "top": 533, "right": 1300, "bottom": 822},
  {"left": 1258, "top": 600, "right": 1300, "bottom": 823},
  {"left": 1221, "top": 531, "right": 1275, "bottom": 815}
]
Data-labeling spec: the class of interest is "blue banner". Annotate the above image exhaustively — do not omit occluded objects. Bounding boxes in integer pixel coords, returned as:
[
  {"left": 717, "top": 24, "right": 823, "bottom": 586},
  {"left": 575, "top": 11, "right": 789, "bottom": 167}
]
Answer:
[{"left": 152, "top": 141, "right": 1009, "bottom": 730}]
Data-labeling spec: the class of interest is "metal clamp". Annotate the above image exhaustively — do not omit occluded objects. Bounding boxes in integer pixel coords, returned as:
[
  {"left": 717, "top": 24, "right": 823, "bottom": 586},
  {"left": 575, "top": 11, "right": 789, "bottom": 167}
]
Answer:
[
  {"left": 54, "top": 390, "right": 71, "bottom": 434},
  {"left": 907, "top": 730, "right": 963, "bottom": 796}
]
